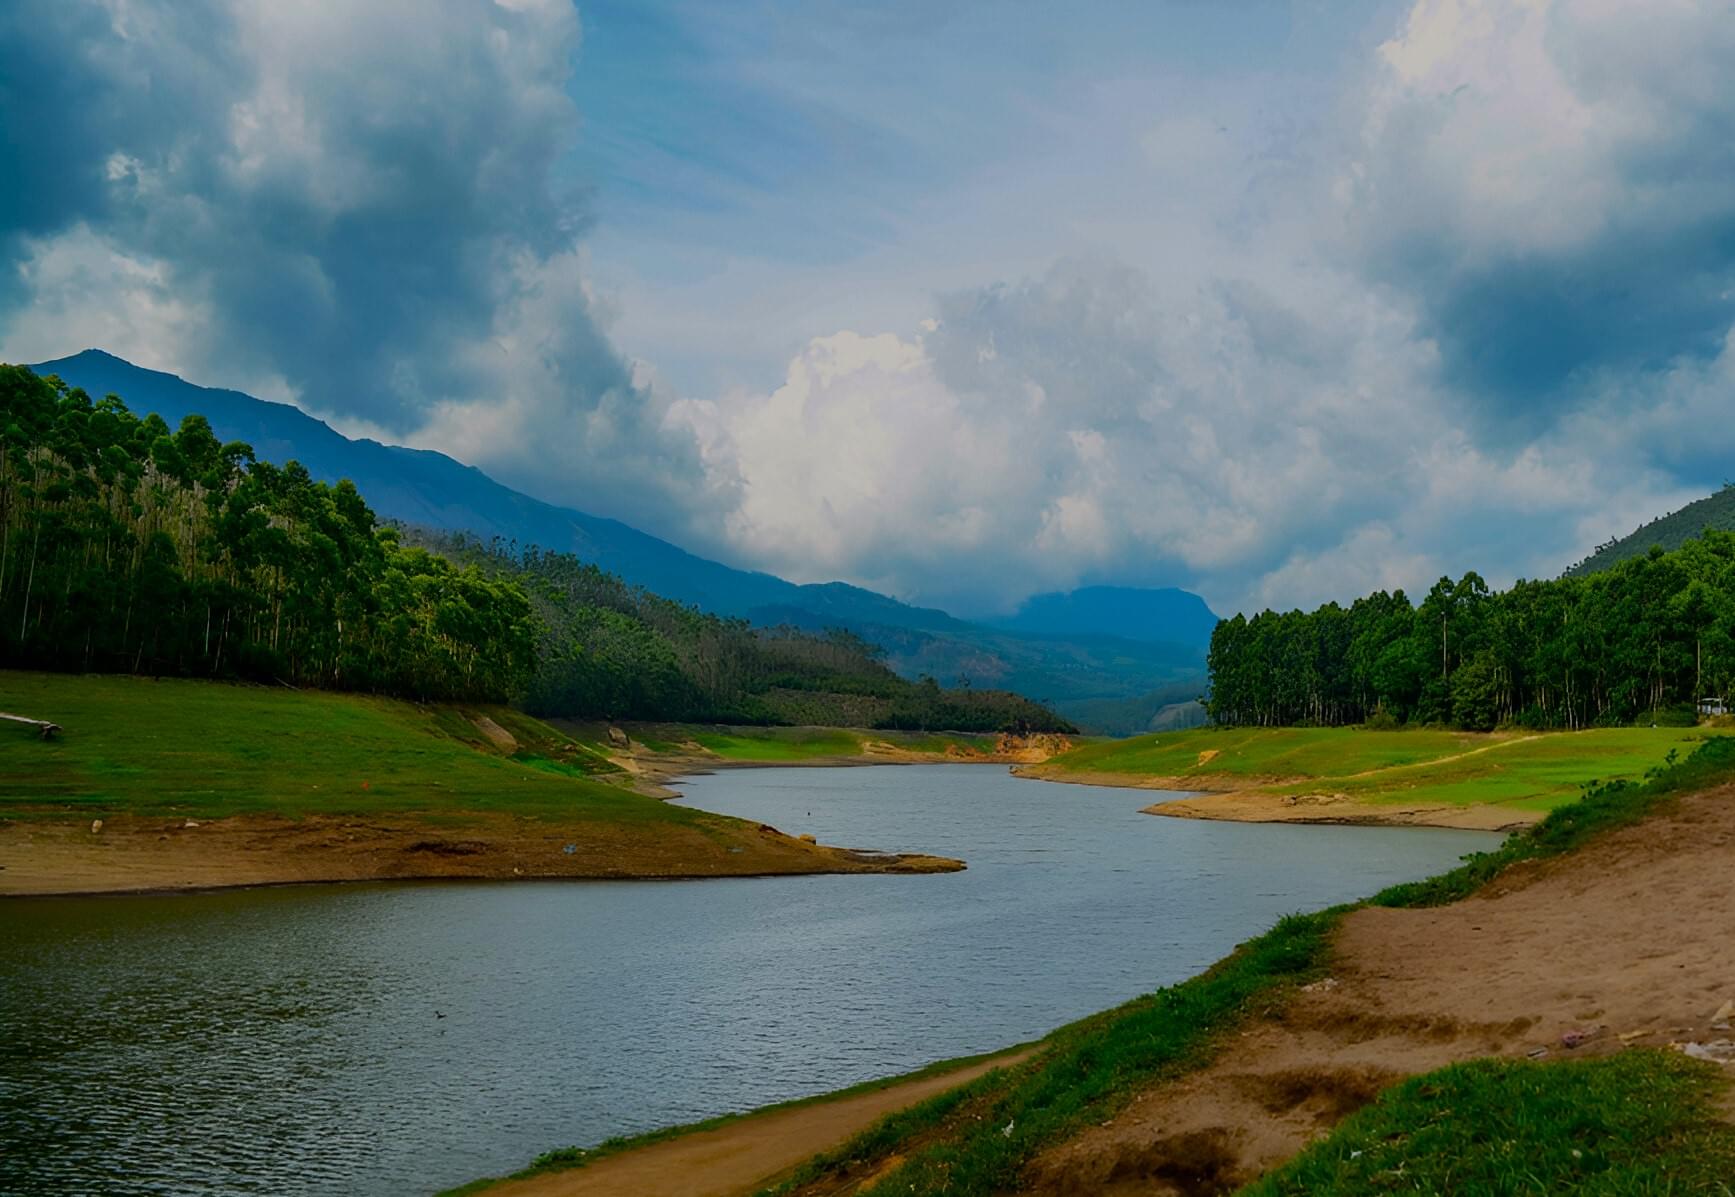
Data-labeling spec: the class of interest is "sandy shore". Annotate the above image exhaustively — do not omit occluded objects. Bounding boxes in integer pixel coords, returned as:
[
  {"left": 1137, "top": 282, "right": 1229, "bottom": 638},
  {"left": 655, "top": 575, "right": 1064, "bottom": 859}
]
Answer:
[
  {"left": 1010, "top": 764, "right": 1264, "bottom": 793},
  {"left": 1012, "top": 764, "right": 1541, "bottom": 831},
  {"left": 0, "top": 811, "right": 961, "bottom": 898},
  {"left": 1140, "top": 788, "right": 1542, "bottom": 831}
]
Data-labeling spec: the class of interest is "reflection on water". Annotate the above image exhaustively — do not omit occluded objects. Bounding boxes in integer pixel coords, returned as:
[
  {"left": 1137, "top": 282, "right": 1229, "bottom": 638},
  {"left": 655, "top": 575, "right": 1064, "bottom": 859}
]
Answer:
[{"left": 0, "top": 764, "right": 1497, "bottom": 1195}]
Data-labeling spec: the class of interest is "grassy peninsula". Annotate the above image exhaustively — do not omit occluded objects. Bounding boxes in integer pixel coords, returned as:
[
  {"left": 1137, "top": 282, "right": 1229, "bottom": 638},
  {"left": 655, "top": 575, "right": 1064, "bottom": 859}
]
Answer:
[
  {"left": 1018, "top": 724, "right": 1709, "bottom": 829},
  {"left": 0, "top": 670, "right": 982, "bottom": 895}
]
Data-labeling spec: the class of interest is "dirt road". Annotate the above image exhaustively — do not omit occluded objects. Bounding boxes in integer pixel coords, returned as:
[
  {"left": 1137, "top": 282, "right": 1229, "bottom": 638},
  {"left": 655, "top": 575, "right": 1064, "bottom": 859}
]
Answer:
[{"left": 483, "top": 1050, "right": 1034, "bottom": 1197}]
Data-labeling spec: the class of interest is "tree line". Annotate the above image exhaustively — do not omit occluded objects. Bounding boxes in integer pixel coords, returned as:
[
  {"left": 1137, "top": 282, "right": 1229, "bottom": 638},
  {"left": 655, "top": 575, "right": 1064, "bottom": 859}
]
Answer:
[
  {"left": 1206, "top": 535, "right": 1735, "bottom": 730},
  {"left": 1, "top": 363, "right": 1073, "bottom": 733}
]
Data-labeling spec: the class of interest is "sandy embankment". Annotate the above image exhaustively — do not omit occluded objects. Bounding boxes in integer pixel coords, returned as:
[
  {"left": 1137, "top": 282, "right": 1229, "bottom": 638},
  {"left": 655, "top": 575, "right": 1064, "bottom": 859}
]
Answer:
[
  {"left": 619, "top": 732, "right": 1076, "bottom": 794},
  {"left": 1025, "top": 781, "right": 1735, "bottom": 1192},
  {"left": 0, "top": 812, "right": 960, "bottom": 898},
  {"left": 1011, "top": 763, "right": 1543, "bottom": 832},
  {"left": 1138, "top": 787, "right": 1542, "bottom": 831}
]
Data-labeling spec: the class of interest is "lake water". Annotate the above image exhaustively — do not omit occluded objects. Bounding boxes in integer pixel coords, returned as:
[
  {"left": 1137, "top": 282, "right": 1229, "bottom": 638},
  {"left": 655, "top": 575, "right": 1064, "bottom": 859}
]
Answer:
[{"left": 0, "top": 764, "right": 1497, "bottom": 1195}]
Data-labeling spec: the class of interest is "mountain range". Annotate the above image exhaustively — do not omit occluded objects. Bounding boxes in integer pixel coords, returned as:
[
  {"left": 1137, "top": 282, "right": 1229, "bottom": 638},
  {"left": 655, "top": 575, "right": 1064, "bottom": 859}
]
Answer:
[{"left": 31, "top": 350, "right": 1214, "bottom": 732}]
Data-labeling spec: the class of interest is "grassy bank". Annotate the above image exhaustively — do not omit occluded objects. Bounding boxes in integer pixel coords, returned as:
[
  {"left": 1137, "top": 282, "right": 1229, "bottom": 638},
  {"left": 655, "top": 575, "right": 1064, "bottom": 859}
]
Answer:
[
  {"left": 0, "top": 672, "right": 1015, "bottom": 821},
  {"left": 1032, "top": 725, "right": 1707, "bottom": 818},
  {"left": 0, "top": 670, "right": 650, "bottom": 822},
  {"left": 1245, "top": 1051, "right": 1735, "bottom": 1195},
  {"left": 1045, "top": 725, "right": 1491, "bottom": 781}
]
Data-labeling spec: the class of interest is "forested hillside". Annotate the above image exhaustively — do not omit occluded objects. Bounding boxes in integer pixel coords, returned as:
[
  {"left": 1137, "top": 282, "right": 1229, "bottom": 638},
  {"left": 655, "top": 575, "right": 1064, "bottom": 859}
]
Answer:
[
  {"left": 0, "top": 365, "right": 535, "bottom": 699},
  {"left": 1, "top": 363, "right": 1071, "bottom": 733},
  {"left": 1567, "top": 484, "right": 1735, "bottom": 576},
  {"left": 416, "top": 530, "right": 1074, "bottom": 731},
  {"left": 1207, "top": 536, "right": 1735, "bottom": 730},
  {"left": 31, "top": 350, "right": 1207, "bottom": 732}
]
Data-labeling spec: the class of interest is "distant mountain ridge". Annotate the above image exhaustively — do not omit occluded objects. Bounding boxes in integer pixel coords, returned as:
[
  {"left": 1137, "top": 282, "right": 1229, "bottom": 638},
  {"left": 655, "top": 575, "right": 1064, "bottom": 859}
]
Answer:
[
  {"left": 30, "top": 350, "right": 1213, "bottom": 732},
  {"left": 30, "top": 350, "right": 811, "bottom": 614},
  {"left": 990, "top": 585, "right": 1220, "bottom": 647},
  {"left": 1567, "top": 485, "right": 1735, "bottom": 576}
]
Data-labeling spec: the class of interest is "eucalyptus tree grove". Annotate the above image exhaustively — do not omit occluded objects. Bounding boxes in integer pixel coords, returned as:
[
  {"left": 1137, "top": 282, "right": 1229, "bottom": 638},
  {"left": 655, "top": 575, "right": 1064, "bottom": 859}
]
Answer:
[
  {"left": 1207, "top": 538, "right": 1735, "bottom": 730},
  {"left": 0, "top": 365, "right": 535, "bottom": 700}
]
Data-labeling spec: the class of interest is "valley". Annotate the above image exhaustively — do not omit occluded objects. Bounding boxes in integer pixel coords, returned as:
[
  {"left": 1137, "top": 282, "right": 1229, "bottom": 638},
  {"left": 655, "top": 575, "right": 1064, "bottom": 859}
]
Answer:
[
  {"left": 28, "top": 351, "right": 1212, "bottom": 734},
  {"left": 10, "top": 10, "right": 1735, "bottom": 1196}
]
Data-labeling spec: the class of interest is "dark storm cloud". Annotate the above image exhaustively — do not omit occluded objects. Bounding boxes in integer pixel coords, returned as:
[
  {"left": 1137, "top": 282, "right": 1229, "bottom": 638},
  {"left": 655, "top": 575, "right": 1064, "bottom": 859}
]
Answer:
[
  {"left": 0, "top": 0, "right": 716, "bottom": 530},
  {"left": 0, "top": 2, "right": 235, "bottom": 258},
  {"left": 1348, "top": 0, "right": 1735, "bottom": 439},
  {"left": 1363, "top": 193, "right": 1735, "bottom": 439}
]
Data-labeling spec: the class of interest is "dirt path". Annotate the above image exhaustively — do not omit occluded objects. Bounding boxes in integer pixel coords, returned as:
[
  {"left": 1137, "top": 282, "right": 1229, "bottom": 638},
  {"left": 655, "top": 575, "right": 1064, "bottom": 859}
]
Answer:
[
  {"left": 0, "top": 812, "right": 961, "bottom": 897},
  {"left": 1338, "top": 732, "right": 1543, "bottom": 779},
  {"left": 1025, "top": 784, "right": 1735, "bottom": 1194},
  {"left": 483, "top": 1050, "right": 1034, "bottom": 1197}
]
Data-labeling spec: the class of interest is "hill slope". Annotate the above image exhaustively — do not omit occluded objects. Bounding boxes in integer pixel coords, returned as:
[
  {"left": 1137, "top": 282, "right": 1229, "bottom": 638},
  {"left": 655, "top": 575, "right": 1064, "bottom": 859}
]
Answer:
[
  {"left": 1567, "top": 484, "right": 1735, "bottom": 575},
  {"left": 0, "top": 671, "right": 959, "bottom": 895},
  {"left": 30, "top": 351, "right": 1208, "bottom": 730}
]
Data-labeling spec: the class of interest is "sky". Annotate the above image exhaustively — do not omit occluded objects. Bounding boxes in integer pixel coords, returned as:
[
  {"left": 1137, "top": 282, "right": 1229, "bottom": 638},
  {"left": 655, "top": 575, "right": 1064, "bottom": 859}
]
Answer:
[{"left": 4, "top": 0, "right": 1735, "bottom": 619}]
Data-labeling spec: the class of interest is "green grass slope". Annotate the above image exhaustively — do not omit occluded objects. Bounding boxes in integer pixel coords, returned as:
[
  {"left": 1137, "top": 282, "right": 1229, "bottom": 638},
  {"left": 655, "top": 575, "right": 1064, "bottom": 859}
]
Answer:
[
  {"left": 1039, "top": 726, "right": 1707, "bottom": 814},
  {"left": 1246, "top": 1052, "right": 1735, "bottom": 1195},
  {"left": 0, "top": 670, "right": 691, "bottom": 825},
  {"left": 1045, "top": 726, "right": 1489, "bottom": 782},
  {"left": 1277, "top": 727, "right": 1707, "bottom": 812}
]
